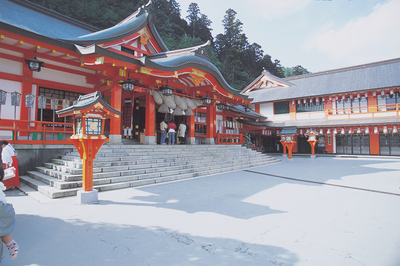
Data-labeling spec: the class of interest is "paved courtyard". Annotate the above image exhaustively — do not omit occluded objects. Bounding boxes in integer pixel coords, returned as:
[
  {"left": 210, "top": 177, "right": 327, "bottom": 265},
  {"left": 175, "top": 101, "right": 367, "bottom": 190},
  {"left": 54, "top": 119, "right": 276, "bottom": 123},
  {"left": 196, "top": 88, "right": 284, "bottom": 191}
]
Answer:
[{"left": 2, "top": 155, "right": 400, "bottom": 266}]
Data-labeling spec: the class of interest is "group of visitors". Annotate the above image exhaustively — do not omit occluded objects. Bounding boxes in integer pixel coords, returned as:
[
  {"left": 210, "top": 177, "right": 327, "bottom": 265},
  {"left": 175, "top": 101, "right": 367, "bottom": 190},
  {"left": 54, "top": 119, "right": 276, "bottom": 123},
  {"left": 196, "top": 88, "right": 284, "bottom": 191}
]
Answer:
[{"left": 160, "top": 120, "right": 187, "bottom": 145}]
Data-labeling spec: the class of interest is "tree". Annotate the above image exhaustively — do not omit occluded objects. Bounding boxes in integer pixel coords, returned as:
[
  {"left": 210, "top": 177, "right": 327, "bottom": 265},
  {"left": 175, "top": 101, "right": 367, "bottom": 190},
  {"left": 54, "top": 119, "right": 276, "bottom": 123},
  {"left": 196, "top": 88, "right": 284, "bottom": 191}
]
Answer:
[
  {"left": 186, "top": 3, "right": 213, "bottom": 43},
  {"left": 215, "top": 9, "right": 249, "bottom": 89},
  {"left": 292, "top": 65, "right": 310, "bottom": 76}
]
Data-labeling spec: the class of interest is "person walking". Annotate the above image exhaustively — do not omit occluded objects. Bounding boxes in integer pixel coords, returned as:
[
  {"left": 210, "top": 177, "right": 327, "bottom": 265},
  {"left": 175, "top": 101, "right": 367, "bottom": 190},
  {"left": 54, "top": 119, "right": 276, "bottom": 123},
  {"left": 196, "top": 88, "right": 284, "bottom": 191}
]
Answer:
[
  {"left": 160, "top": 120, "right": 168, "bottom": 145},
  {"left": 0, "top": 141, "right": 19, "bottom": 188},
  {"left": 178, "top": 123, "right": 187, "bottom": 144},
  {"left": 0, "top": 158, "right": 19, "bottom": 261},
  {"left": 167, "top": 120, "right": 176, "bottom": 145}
]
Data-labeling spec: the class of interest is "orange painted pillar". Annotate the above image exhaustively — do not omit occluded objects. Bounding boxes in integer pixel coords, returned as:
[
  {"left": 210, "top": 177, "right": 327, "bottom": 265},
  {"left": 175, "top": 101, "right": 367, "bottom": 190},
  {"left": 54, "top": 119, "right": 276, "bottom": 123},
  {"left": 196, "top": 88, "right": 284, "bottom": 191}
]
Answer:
[
  {"left": 287, "top": 142, "right": 296, "bottom": 161},
  {"left": 369, "top": 134, "right": 380, "bottom": 155},
  {"left": 187, "top": 110, "right": 195, "bottom": 144},
  {"left": 110, "top": 81, "right": 122, "bottom": 141},
  {"left": 206, "top": 104, "right": 215, "bottom": 144},
  {"left": 144, "top": 92, "right": 155, "bottom": 144}
]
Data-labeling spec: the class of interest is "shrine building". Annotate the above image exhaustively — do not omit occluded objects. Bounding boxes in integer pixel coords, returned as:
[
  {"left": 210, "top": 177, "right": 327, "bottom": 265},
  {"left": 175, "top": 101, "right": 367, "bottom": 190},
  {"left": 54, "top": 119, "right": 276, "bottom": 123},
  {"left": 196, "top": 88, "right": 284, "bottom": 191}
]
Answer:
[{"left": 0, "top": 0, "right": 399, "bottom": 157}]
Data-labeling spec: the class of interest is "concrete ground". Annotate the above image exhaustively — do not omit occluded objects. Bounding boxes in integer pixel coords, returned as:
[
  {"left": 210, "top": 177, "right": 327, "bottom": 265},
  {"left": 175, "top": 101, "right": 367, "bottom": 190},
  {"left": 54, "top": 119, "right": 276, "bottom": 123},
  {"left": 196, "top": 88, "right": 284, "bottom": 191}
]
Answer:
[{"left": 2, "top": 155, "right": 400, "bottom": 266}]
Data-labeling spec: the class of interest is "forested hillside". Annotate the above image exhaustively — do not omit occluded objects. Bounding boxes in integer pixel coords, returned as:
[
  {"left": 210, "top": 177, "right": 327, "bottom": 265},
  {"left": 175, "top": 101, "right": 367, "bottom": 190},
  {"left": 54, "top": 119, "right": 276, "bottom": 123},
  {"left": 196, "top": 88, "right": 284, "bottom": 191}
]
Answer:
[{"left": 27, "top": 0, "right": 310, "bottom": 90}]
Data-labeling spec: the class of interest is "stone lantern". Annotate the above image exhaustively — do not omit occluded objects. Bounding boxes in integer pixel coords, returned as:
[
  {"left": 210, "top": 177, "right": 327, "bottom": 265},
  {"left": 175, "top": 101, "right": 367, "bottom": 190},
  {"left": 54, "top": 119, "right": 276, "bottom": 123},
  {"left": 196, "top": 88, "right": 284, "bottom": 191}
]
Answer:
[
  {"left": 279, "top": 127, "right": 297, "bottom": 162},
  {"left": 305, "top": 129, "right": 319, "bottom": 159},
  {"left": 56, "top": 91, "right": 121, "bottom": 204}
]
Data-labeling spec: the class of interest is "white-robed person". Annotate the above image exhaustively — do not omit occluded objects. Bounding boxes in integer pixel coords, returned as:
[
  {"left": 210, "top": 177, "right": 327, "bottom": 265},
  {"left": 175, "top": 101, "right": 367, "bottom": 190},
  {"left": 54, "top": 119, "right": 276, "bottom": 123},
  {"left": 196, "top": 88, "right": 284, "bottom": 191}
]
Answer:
[
  {"left": 178, "top": 123, "right": 187, "bottom": 144},
  {"left": 0, "top": 141, "right": 19, "bottom": 188}
]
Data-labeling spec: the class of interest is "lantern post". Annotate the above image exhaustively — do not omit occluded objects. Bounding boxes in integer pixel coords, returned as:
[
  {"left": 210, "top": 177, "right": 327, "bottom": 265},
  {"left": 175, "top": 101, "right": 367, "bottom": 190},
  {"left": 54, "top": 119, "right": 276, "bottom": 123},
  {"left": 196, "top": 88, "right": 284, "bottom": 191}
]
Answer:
[
  {"left": 56, "top": 92, "right": 121, "bottom": 204},
  {"left": 278, "top": 127, "right": 297, "bottom": 162},
  {"left": 306, "top": 129, "right": 319, "bottom": 159}
]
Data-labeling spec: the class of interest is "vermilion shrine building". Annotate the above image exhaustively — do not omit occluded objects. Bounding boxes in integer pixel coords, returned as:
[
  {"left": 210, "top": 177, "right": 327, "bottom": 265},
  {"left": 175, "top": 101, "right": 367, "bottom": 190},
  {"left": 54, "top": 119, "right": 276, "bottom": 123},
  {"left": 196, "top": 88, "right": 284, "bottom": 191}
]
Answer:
[{"left": 0, "top": 0, "right": 399, "bottom": 156}]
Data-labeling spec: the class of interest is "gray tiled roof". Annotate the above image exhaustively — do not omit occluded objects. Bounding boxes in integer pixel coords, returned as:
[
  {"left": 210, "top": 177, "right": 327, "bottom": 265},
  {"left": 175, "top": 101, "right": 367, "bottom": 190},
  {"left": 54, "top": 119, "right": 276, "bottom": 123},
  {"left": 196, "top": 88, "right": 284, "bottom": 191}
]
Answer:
[
  {"left": 0, "top": 0, "right": 95, "bottom": 39},
  {"left": 60, "top": 12, "right": 148, "bottom": 45},
  {"left": 246, "top": 58, "right": 400, "bottom": 103}
]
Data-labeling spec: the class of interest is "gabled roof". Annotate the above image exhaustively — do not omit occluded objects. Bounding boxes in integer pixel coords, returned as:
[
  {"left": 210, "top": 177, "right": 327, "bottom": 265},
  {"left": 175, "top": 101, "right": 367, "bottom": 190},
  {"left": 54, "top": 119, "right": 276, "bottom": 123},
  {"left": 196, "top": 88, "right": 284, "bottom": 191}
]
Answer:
[
  {"left": 241, "top": 68, "right": 293, "bottom": 94},
  {"left": 0, "top": 0, "right": 97, "bottom": 39},
  {"left": 58, "top": 3, "right": 168, "bottom": 52},
  {"left": 245, "top": 58, "right": 400, "bottom": 103},
  {"left": 142, "top": 41, "right": 244, "bottom": 97}
]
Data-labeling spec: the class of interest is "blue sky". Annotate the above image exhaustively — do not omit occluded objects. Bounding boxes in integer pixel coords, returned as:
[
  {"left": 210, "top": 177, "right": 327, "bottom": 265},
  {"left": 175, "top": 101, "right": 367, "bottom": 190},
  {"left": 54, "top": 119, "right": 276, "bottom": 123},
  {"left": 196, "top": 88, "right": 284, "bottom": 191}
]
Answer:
[{"left": 177, "top": 0, "right": 400, "bottom": 73}]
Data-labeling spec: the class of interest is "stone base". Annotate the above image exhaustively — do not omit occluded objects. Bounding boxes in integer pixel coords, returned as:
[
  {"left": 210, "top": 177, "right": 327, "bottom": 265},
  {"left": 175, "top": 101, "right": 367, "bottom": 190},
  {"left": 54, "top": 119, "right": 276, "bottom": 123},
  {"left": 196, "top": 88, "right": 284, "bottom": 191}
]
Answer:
[
  {"left": 287, "top": 158, "right": 294, "bottom": 163},
  {"left": 282, "top": 154, "right": 288, "bottom": 158},
  {"left": 77, "top": 189, "right": 98, "bottom": 204},
  {"left": 186, "top": 137, "right": 196, "bottom": 144},
  {"left": 143, "top": 136, "right": 156, "bottom": 145},
  {"left": 310, "top": 155, "right": 316, "bottom": 159},
  {"left": 205, "top": 138, "right": 215, "bottom": 145},
  {"left": 108, "top": 135, "right": 122, "bottom": 144}
]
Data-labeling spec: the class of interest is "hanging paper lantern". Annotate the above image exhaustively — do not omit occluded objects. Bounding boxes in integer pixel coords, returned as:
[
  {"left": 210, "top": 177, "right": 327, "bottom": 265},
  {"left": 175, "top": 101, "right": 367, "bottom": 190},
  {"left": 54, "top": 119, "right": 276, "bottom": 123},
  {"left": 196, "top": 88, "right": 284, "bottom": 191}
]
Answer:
[
  {"left": 365, "top": 127, "right": 370, "bottom": 134},
  {"left": 342, "top": 95, "right": 346, "bottom": 100},
  {"left": 348, "top": 128, "right": 352, "bottom": 134},
  {"left": 292, "top": 100, "right": 295, "bottom": 105},
  {"left": 365, "top": 92, "right": 369, "bottom": 98},
  {"left": 329, "top": 96, "right": 332, "bottom": 101},
  {"left": 327, "top": 128, "right": 331, "bottom": 134},
  {"left": 322, "top": 97, "right": 325, "bottom": 102},
  {"left": 374, "top": 127, "right": 378, "bottom": 134},
  {"left": 300, "top": 129, "right": 303, "bottom": 135},
  {"left": 316, "top": 97, "right": 319, "bottom": 103},
  {"left": 341, "top": 128, "right": 345, "bottom": 135},
  {"left": 357, "top": 93, "right": 361, "bottom": 99},
  {"left": 297, "top": 99, "right": 301, "bottom": 104},
  {"left": 381, "top": 90, "right": 385, "bottom": 96},
  {"left": 319, "top": 128, "right": 323, "bottom": 135},
  {"left": 393, "top": 126, "right": 398, "bottom": 133},
  {"left": 383, "top": 126, "right": 388, "bottom": 134},
  {"left": 357, "top": 127, "right": 361, "bottom": 134},
  {"left": 373, "top": 91, "right": 377, "bottom": 97},
  {"left": 390, "top": 89, "right": 394, "bottom": 95}
]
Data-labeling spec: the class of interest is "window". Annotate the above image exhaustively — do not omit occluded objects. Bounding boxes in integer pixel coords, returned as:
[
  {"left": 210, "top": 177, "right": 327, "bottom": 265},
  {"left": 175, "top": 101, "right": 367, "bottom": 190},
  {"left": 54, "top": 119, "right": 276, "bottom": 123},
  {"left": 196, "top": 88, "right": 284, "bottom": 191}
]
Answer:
[
  {"left": 121, "top": 46, "right": 137, "bottom": 56},
  {"left": 296, "top": 98, "right": 324, "bottom": 113},
  {"left": 378, "top": 92, "right": 399, "bottom": 111},
  {"left": 274, "top": 101, "right": 290, "bottom": 114},
  {"left": 336, "top": 96, "right": 368, "bottom": 114}
]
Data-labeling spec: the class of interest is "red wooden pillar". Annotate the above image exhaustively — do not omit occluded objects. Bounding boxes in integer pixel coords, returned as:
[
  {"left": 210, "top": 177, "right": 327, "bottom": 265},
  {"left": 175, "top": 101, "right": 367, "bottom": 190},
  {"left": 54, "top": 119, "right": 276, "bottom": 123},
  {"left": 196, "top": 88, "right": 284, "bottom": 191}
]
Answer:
[
  {"left": 110, "top": 81, "right": 122, "bottom": 142},
  {"left": 206, "top": 104, "right": 215, "bottom": 144},
  {"left": 187, "top": 109, "right": 195, "bottom": 144},
  {"left": 144, "top": 92, "right": 155, "bottom": 144}
]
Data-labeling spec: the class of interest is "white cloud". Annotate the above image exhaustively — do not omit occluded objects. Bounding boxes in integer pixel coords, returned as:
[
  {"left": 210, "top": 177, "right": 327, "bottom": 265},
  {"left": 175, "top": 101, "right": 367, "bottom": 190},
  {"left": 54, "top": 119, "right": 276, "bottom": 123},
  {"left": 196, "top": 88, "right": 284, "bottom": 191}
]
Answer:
[
  {"left": 306, "top": 0, "right": 400, "bottom": 66},
  {"left": 245, "top": 0, "right": 312, "bottom": 20}
]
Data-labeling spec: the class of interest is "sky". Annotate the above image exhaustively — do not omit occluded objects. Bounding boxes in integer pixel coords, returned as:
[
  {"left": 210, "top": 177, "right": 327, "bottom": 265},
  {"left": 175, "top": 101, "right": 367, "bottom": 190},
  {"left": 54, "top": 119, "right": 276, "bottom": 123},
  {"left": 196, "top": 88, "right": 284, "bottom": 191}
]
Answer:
[{"left": 176, "top": 0, "right": 400, "bottom": 73}]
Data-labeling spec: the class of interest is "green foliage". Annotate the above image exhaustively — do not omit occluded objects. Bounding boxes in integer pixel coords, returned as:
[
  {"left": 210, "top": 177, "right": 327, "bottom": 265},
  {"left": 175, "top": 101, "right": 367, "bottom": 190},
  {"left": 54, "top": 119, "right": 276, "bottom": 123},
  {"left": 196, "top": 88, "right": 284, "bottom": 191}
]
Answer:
[{"left": 26, "top": 0, "right": 308, "bottom": 89}]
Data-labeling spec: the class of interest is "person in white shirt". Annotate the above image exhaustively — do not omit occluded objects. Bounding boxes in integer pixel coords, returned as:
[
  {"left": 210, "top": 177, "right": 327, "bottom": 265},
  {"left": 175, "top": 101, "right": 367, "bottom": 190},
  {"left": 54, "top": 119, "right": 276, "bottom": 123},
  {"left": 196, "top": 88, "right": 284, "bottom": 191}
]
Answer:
[
  {"left": 1, "top": 141, "right": 19, "bottom": 188},
  {"left": 178, "top": 123, "right": 187, "bottom": 144}
]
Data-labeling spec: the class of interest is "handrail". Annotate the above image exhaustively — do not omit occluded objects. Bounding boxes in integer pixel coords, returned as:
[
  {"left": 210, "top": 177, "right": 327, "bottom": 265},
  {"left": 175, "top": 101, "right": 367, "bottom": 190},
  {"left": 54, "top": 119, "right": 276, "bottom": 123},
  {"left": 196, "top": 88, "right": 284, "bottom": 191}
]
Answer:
[
  {"left": 0, "top": 119, "right": 73, "bottom": 145},
  {"left": 216, "top": 133, "right": 244, "bottom": 145},
  {"left": 326, "top": 103, "right": 399, "bottom": 115}
]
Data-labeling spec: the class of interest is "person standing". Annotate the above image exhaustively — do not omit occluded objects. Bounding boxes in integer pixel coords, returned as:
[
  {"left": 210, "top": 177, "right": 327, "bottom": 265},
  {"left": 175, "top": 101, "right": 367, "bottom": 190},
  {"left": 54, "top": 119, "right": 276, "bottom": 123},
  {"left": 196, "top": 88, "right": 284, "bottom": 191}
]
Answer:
[
  {"left": 0, "top": 156, "right": 19, "bottom": 261},
  {"left": 160, "top": 120, "right": 168, "bottom": 145},
  {"left": 178, "top": 123, "right": 187, "bottom": 144},
  {"left": 167, "top": 120, "right": 176, "bottom": 145},
  {"left": 1, "top": 141, "right": 19, "bottom": 188}
]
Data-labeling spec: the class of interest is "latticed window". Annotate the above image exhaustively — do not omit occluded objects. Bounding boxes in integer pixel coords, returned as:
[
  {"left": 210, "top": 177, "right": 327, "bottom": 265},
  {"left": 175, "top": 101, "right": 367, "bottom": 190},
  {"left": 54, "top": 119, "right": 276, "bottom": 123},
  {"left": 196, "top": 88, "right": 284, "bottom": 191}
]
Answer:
[
  {"left": 274, "top": 101, "right": 290, "bottom": 114},
  {"left": 296, "top": 98, "right": 324, "bottom": 113}
]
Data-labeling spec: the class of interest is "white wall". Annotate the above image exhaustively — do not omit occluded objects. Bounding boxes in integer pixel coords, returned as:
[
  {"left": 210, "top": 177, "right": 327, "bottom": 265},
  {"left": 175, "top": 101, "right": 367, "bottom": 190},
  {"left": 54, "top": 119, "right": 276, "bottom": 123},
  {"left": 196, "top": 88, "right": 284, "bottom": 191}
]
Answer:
[{"left": 259, "top": 103, "right": 274, "bottom": 121}]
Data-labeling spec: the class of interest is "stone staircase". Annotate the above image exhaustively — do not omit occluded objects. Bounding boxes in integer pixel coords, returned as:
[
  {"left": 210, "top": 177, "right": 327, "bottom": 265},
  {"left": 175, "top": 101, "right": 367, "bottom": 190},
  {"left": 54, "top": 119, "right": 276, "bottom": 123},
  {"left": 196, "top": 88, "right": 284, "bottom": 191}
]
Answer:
[{"left": 19, "top": 144, "right": 280, "bottom": 199}]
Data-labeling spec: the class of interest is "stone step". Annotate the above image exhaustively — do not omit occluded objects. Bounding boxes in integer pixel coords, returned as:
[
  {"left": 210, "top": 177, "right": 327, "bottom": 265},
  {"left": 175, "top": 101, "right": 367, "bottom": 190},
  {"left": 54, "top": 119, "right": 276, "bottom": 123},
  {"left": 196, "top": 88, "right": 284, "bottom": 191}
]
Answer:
[
  {"left": 20, "top": 156, "right": 280, "bottom": 198},
  {"left": 38, "top": 155, "right": 274, "bottom": 182}
]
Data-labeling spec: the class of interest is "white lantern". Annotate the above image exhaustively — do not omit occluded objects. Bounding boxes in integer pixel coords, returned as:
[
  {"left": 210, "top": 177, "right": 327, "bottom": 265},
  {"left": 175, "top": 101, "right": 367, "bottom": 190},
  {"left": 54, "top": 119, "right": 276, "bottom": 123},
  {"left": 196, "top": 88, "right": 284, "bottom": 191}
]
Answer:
[
  {"left": 357, "top": 127, "right": 361, "bottom": 134},
  {"left": 373, "top": 91, "right": 377, "bottom": 97},
  {"left": 381, "top": 90, "right": 385, "bottom": 96},
  {"left": 319, "top": 128, "right": 323, "bottom": 135},
  {"left": 374, "top": 127, "right": 378, "bottom": 134},
  {"left": 383, "top": 126, "right": 388, "bottom": 134},
  {"left": 365, "top": 92, "right": 368, "bottom": 98},
  {"left": 333, "top": 128, "right": 337, "bottom": 134},
  {"left": 327, "top": 128, "right": 331, "bottom": 134},
  {"left": 357, "top": 93, "right": 361, "bottom": 99},
  {"left": 365, "top": 127, "right": 370, "bottom": 134},
  {"left": 341, "top": 128, "right": 345, "bottom": 135},
  {"left": 300, "top": 129, "right": 303, "bottom": 135},
  {"left": 348, "top": 128, "right": 352, "bottom": 134},
  {"left": 393, "top": 126, "right": 398, "bottom": 134}
]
